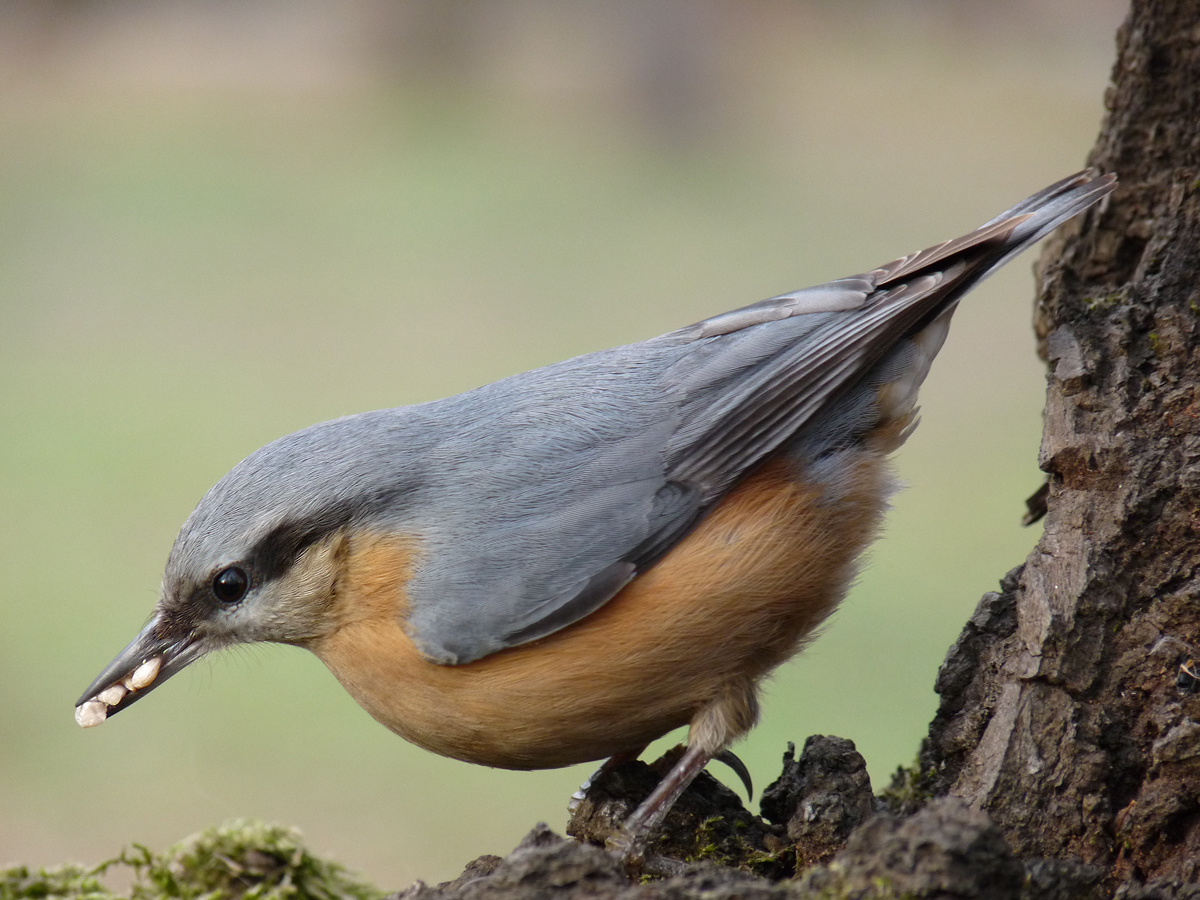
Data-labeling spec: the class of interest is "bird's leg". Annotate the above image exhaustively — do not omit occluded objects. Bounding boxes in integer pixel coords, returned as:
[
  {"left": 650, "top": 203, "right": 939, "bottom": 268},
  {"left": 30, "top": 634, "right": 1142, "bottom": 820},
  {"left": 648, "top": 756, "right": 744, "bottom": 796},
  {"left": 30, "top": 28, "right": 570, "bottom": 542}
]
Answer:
[
  {"left": 568, "top": 747, "right": 645, "bottom": 813},
  {"left": 604, "top": 742, "right": 713, "bottom": 864},
  {"left": 607, "top": 678, "right": 759, "bottom": 870}
]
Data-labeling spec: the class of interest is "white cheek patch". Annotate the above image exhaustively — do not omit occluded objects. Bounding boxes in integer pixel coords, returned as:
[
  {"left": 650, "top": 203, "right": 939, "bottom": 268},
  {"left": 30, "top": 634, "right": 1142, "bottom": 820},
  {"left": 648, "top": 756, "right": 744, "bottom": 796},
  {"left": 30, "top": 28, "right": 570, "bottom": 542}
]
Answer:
[{"left": 74, "top": 654, "right": 164, "bottom": 729}]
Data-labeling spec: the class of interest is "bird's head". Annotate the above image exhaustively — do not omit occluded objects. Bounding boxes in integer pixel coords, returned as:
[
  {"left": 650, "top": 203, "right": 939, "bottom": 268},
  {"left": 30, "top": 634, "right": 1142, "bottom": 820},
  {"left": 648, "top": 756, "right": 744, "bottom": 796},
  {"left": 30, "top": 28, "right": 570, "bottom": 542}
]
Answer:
[{"left": 74, "top": 417, "right": 401, "bottom": 727}]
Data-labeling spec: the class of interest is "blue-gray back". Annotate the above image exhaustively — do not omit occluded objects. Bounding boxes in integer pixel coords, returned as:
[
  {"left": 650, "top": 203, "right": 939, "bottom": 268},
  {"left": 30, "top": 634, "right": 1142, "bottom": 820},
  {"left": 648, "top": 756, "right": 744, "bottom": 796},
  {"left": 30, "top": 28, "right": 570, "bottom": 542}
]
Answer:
[{"left": 168, "top": 171, "right": 1115, "bottom": 665}]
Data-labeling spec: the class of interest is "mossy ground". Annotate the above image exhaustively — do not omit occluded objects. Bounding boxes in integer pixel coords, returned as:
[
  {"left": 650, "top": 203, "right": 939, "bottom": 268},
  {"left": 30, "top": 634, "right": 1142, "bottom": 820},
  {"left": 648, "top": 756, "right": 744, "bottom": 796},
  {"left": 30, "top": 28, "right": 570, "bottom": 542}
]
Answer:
[
  {"left": 878, "top": 756, "right": 934, "bottom": 818},
  {"left": 1, "top": 822, "right": 380, "bottom": 900}
]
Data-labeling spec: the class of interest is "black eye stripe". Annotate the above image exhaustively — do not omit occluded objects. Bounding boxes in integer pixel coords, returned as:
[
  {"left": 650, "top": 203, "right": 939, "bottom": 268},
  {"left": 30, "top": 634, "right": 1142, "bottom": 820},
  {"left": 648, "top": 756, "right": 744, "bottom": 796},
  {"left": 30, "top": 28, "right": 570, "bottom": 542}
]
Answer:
[
  {"left": 248, "top": 507, "right": 358, "bottom": 583},
  {"left": 244, "top": 491, "right": 404, "bottom": 587},
  {"left": 212, "top": 566, "right": 250, "bottom": 605},
  {"left": 247, "top": 493, "right": 398, "bottom": 584}
]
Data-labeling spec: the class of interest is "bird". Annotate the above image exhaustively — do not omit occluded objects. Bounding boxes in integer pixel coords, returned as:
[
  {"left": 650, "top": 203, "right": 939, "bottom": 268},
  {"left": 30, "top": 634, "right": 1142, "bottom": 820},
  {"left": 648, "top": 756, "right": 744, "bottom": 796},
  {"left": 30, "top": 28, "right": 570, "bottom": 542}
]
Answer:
[{"left": 76, "top": 169, "right": 1115, "bottom": 865}]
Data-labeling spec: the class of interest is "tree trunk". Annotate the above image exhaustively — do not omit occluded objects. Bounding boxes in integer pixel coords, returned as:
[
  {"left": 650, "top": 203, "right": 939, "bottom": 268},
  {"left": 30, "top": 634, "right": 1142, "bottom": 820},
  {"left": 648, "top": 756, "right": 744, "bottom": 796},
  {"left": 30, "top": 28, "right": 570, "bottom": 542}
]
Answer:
[{"left": 920, "top": 0, "right": 1200, "bottom": 885}]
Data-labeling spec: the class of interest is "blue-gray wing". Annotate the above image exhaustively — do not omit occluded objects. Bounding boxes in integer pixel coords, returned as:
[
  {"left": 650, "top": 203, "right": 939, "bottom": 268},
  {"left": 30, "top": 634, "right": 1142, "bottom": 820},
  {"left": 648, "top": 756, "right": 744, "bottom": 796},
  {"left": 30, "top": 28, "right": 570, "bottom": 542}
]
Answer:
[{"left": 402, "top": 170, "right": 1114, "bottom": 664}]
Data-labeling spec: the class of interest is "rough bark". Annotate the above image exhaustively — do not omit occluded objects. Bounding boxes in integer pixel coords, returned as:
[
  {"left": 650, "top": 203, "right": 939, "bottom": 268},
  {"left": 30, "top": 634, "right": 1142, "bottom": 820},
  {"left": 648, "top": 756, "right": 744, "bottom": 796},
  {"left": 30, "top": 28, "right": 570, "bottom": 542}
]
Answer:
[
  {"left": 759, "top": 736, "right": 879, "bottom": 868},
  {"left": 566, "top": 749, "right": 795, "bottom": 878},
  {"left": 917, "top": 0, "right": 1200, "bottom": 886},
  {"left": 394, "top": 800, "right": 1030, "bottom": 900}
]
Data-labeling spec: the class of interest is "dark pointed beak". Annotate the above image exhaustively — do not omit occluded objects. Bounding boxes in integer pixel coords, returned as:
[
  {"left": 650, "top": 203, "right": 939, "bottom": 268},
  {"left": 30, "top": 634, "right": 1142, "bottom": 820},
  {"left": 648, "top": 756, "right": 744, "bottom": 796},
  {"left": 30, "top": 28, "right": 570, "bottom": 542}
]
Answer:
[{"left": 75, "top": 615, "right": 208, "bottom": 724}]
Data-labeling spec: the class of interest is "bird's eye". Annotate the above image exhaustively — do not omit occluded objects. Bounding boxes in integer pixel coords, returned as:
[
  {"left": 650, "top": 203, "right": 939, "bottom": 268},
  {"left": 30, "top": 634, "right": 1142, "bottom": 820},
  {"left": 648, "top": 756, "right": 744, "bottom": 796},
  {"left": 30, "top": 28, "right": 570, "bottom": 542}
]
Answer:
[{"left": 211, "top": 566, "right": 249, "bottom": 605}]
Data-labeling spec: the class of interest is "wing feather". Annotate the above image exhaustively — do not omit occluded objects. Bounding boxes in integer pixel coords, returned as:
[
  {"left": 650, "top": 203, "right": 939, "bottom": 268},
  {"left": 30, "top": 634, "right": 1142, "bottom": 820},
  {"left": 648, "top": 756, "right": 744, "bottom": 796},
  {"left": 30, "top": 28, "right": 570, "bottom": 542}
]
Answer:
[{"left": 405, "top": 170, "right": 1116, "bottom": 663}]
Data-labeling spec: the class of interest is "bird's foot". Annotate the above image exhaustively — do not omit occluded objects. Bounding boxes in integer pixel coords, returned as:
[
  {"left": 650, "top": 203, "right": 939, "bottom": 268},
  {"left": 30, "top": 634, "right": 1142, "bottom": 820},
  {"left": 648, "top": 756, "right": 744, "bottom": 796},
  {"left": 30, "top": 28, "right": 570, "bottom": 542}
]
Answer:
[
  {"left": 568, "top": 748, "right": 644, "bottom": 814},
  {"left": 602, "top": 743, "right": 713, "bottom": 875}
]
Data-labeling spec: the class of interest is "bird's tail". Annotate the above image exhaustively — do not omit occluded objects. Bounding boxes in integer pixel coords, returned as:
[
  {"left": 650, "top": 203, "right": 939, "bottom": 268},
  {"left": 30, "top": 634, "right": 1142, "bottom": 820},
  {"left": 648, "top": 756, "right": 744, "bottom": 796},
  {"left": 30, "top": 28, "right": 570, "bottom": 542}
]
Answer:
[{"left": 869, "top": 168, "right": 1117, "bottom": 292}]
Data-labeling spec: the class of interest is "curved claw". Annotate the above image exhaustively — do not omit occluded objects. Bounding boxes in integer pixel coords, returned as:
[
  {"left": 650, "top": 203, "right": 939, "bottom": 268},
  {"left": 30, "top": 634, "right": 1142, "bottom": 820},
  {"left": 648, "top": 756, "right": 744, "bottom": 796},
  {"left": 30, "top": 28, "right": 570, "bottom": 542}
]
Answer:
[{"left": 713, "top": 749, "right": 753, "bottom": 799}]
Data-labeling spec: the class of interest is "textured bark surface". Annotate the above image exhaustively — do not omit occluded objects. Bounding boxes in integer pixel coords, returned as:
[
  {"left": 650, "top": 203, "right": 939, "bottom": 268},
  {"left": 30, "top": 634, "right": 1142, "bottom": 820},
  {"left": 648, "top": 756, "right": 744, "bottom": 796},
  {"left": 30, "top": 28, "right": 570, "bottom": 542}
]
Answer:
[
  {"left": 759, "top": 736, "right": 879, "bottom": 869},
  {"left": 566, "top": 749, "right": 795, "bottom": 878},
  {"left": 918, "top": 0, "right": 1200, "bottom": 886},
  {"left": 393, "top": 800, "right": 1032, "bottom": 900},
  {"left": 565, "top": 736, "right": 876, "bottom": 877}
]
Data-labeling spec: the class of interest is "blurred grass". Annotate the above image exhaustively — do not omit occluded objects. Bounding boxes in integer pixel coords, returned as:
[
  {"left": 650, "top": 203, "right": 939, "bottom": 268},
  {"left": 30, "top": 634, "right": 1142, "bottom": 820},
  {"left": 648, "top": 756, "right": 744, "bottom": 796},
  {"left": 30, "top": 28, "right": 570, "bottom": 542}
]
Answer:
[{"left": 0, "top": 17, "right": 1114, "bottom": 891}]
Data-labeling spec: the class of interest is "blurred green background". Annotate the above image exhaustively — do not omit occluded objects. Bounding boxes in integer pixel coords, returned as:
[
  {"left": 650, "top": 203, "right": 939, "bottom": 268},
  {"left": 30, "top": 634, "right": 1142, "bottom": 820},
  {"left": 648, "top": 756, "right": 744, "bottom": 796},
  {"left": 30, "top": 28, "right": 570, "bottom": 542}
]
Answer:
[{"left": 1, "top": 0, "right": 1125, "bottom": 889}]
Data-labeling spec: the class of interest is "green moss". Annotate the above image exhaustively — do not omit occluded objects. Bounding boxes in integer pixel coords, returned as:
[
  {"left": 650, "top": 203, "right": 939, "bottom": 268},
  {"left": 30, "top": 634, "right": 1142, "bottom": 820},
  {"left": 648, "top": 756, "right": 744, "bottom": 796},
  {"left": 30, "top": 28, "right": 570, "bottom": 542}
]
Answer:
[
  {"left": 878, "top": 756, "right": 933, "bottom": 816},
  {"left": 662, "top": 813, "right": 794, "bottom": 878},
  {"left": 801, "top": 872, "right": 914, "bottom": 900},
  {"left": 690, "top": 816, "right": 727, "bottom": 863},
  {"left": 1, "top": 865, "right": 115, "bottom": 900},
  {"left": 1148, "top": 332, "right": 1163, "bottom": 355},
  {"left": 741, "top": 850, "right": 784, "bottom": 868},
  {"left": 1081, "top": 292, "right": 1122, "bottom": 311},
  {"left": 3, "top": 823, "right": 380, "bottom": 900}
]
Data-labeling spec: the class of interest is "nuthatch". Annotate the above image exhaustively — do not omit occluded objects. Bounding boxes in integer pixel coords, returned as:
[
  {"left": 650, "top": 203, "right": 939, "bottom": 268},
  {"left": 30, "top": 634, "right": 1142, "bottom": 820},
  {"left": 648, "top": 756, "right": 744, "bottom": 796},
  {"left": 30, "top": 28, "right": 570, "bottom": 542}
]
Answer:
[{"left": 76, "top": 170, "right": 1114, "bottom": 862}]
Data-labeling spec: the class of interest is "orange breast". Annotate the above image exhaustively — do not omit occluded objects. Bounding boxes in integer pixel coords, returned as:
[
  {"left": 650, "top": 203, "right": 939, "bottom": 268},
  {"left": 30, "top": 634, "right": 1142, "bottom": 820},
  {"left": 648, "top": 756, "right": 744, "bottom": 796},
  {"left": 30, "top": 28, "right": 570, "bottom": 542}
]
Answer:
[{"left": 310, "top": 451, "right": 889, "bottom": 770}]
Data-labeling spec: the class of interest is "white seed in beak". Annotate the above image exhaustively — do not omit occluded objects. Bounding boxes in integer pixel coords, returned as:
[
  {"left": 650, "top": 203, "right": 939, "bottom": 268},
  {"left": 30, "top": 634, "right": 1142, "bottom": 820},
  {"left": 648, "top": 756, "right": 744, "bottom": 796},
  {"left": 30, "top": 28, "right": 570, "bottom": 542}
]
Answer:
[
  {"left": 128, "top": 656, "right": 161, "bottom": 691},
  {"left": 97, "top": 684, "right": 127, "bottom": 707},
  {"left": 75, "top": 700, "right": 108, "bottom": 728}
]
